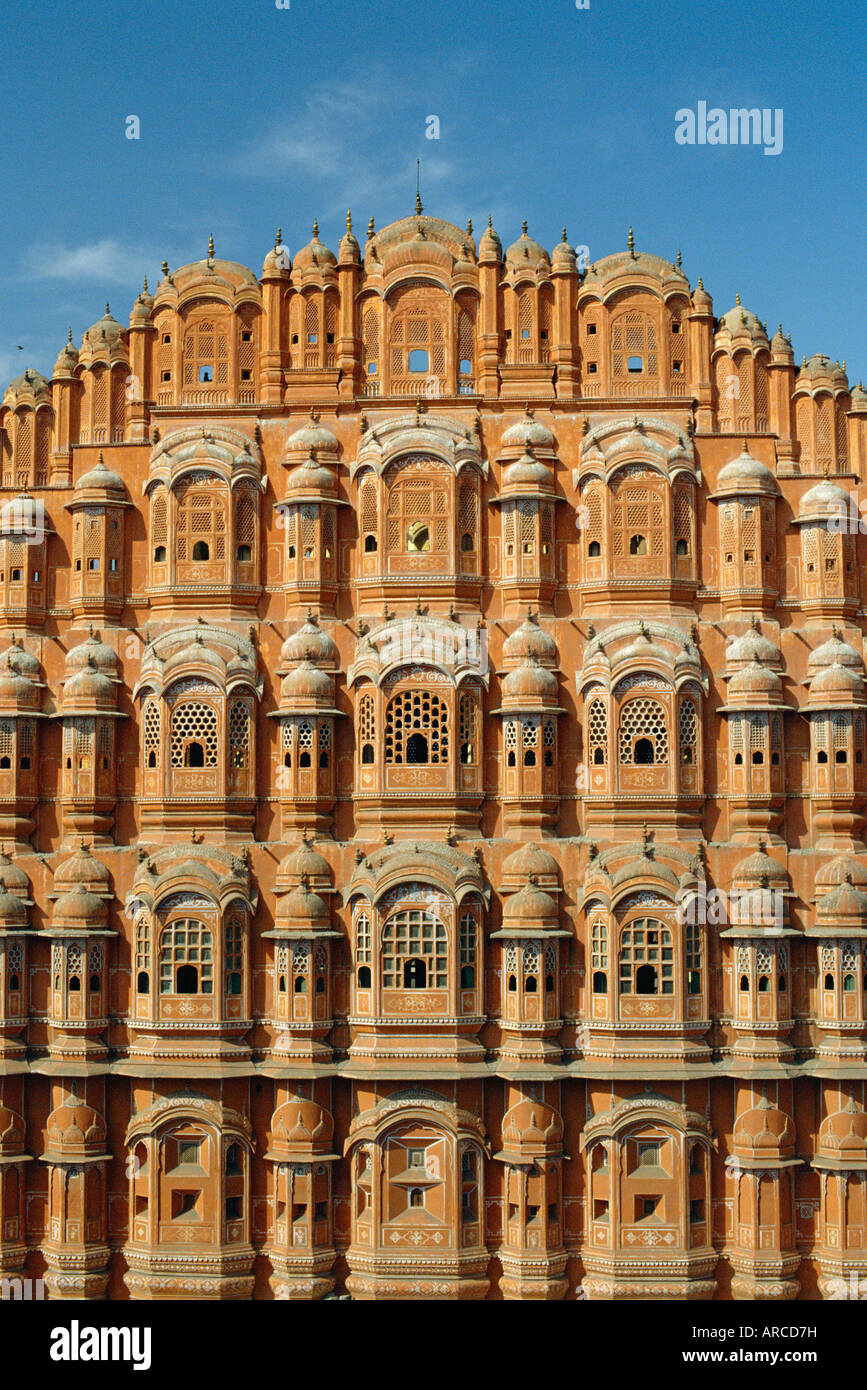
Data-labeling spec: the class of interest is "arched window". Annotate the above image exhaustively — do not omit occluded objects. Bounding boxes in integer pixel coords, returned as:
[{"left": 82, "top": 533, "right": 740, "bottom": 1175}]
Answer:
[
  {"left": 135, "top": 921, "right": 150, "bottom": 994},
  {"left": 159, "top": 919, "right": 213, "bottom": 995},
  {"left": 355, "top": 911, "right": 372, "bottom": 987},
  {"left": 679, "top": 697, "right": 698, "bottom": 766},
  {"left": 591, "top": 918, "right": 608, "bottom": 991},
  {"left": 358, "top": 692, "right": 376, "bottom": 766},
  {"left": 382, "top": 908, "right": 448, "bottom": 990},
  {"left": 587, "top": 697, "right": 608, "bottom": 766},
  {"left": 384, "top": 463, "right": 449, "bottom": 556},
  {"left": 458, "top": 690, "right": 478, "bottom": 766},
  {"left": 224, "top": 917, "right": 243, "bottom": 996},
  {"left": 143, "top": 699, "right": 161, "bottom": 769},
  {"left": 170, "top": 701, "right": 219, "bottom": 768},
  {"left": 385, "top": 688, "right": 449, "bottom": 765},
  {"left": 619, "top": 918, "right": 673, "bottom": 995},
  {"left": 686, "top": 921, "right": 702, "bottom": 994},
  {"left": 611, "top": 311, "right": 658, "bottom": 380},
  {"left": 459, "top": 911, "right": 477, "bottom": 988},
  {"left": 176, "top": 479, "right": 227, "bottom": 569},
  {"left": 619, "top": 698, "right": 668, "bottom": 765}
]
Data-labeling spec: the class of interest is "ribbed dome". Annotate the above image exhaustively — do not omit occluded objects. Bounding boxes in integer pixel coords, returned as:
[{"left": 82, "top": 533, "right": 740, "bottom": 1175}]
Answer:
[
  {"left": 293, "top": 222, "right": 336, "bottom": 272},
  {"left": 0, "top": 851, "right": 31, "bottom": 899},
  {"left": 83, "top": 305, "right": 124, "bottom": 348},
  {"left": 505, "top": 222, "right": 550, "bottom": 272},
  {"left": 732, "top": 848, "right": 788, "bottom": 890},
  {"left": 502, "top": 451, "right": 553, "bottom": 488},
  {"left": 815, "top": 854, "right": 867, "bottom": 891},
  {"left": 280, "top": 614, "right": 339, "bottom": 667},
  {"left": 275, "top": 882, "right": 330, "bottom": 927},
  {"left": 280, "top": 660, "right": 334, "bottom": 704},
  {"left": 716, "top": 444, "right": 779, "bottom": 494},
  {"left": 734, "top": 1093, "right": 795, "bottom": 1156},
  {"left": 501, "top": 1099, "right": 563, "bottom": 1154},
  {"left": 799, "top": 479, "right": 850, "bottom": 518},
  {"left": 63, "top": 662, "right": 116, "bottom": 707},
  {"left": 717, "top": 300, "right": 766, "bottom": 338},
  {"left": 53, "top": 333, "right": 80, "bottom": 376},
  {"left": 54, "top": 845, "right": 112, "bottom": 896},
  {"left": 618, "top": 630, "right": 670, "bottom": 668},
  {"left": 819, "top": 1099, "right": 867, "bottom": 1159},
  {"left": 816, "top": 877, "right": 867, "bottom": 925},
  {"left": 807, "top": 633, "right": 864, "bottom": 675},
  {"left": 727, "top": 660, "right": 782, "bottom": 698},
  {"left": 797, "top": 354, "right": 848, "bottom": 391},
  {"left": 501, "top": 655, "right": 558, "bottom": 703},
  {"left": 74, "top": 458, "right": 126, "bottom": 495},
  {"left": 271, "top": 1098, "right": 335, "bottom": 1159},
  {"left": 809, "top": 662, "right": 864, "bottom": 700},
  {"left": 276, "top": 841, "right": 333, "bottom": 893},
  {"left": 725, "top": 625, "right": 781, "bottom": 669},
  {"left": 501, "top": 411, "right": 555, "bottom": 450},
  {"left": 0, "top": 883, "right": 27, "bottom": 929},
  {"left": 503, "top": 615, "right": 558, "bottom": 666},
  {"left": 51, "top": 888, "right": 108, "bottom": 929},
  {"left": 692, "top": 278, "right": 712, "bottom": 310},
  {"left": 284, "top": 413, "right": 339, "bottom": 454},
  {"left": 551, "top": 231, "right": 577, "bottom": 270},
  {"left": 46, "top": 1095, "right": 107, "bottom": 1156},
  {"left": 502, "top": 878, "right": 558, "bottom": 923},
  {"left": 478, "top": 217, "right": 502, "bottom": 260},
  {"left": 65, "top": 632, "right": 119, "bottom": 677},
  {"left": 502, "top": 840, "right": 559, "bottom": 888},
  {"left": 285, "top": 455, "right": 337, "bottom": 494},
  {"left": 0, "top": 1104, "right": 25, "bottom": 1156}
]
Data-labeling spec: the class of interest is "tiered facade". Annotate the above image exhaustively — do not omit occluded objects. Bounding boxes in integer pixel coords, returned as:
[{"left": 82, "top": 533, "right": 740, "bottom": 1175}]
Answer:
[{"left": 1, "top": 207, "right": 866, "bottom": 1299}]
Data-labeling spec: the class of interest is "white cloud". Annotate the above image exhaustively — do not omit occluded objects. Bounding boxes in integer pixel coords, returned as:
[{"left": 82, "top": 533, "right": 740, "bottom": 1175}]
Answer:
[{"left": 22, "top": 238, "right": 156, "bottom": 284}]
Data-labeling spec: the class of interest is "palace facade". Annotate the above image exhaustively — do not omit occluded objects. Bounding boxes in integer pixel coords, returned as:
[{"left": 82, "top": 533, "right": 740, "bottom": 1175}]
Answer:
[{"left": 0, "top": 206, "right": 866, "bottom": 1300}]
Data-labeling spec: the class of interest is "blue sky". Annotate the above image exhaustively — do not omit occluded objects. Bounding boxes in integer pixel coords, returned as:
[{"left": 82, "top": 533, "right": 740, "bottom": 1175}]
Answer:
[{"left": 1, "top": 0, "right": 863, "bottom": 387}]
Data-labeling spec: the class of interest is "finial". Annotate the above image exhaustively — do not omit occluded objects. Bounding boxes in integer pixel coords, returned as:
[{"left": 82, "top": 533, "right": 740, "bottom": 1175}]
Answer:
[
  {"left": 676, "top": 249, "right": 682, "bottom": 268},
  {"left": 466, "top": 217, "right": 473, "bottom": 236},
  {"left": 312, "top": 219, "right": 319, "bottom": 237},
  {"left": 275, "top": 226, "right": 282, "bottom": 248},
  {"left": 415, "top": 157, "right": 422, "bottom": 214},
  {"left": 735, "top": 292, "right": 741, "bottom": 306},
  {"left": 641, "top": 821, "right": 651, "bottom": 854},
  {"left": 627, "top": 226, "right": 635, "bottom": 257},
  {"left": 142, "top": 277, "right": 149, "bottom": 293},
  {"left": 97, "top": 450, "right": 104, "bottom": 465},
  {"left": 823, "top": 462, "right": 830, "bottom": 479},
  {"left": 346, "top": 208, "right": 353, "bottom": 234},
  {"left": 562, "top": 226, "right": 568, "bottom": 242},
  {"left": 487, "top": 214, "right": 493, "bottom": 230},
  {"left": 67, "top": 327, "right": 73, "bottom": 344},
  {"left": 208, "top": 233, "right": 214, "bottom": 260},
  {"left": 367, "top": 216, "right": 375, "bottom": 239},
  {"left": 521, "top": 219, "right": 528, "bottom": 235},
  {"left": 697, "top": 275, "right": 704, "bottom": 289},
  {"left": 742, "top": 438, "right": 749, "bottom": 453},
  {"left": 161, "top": 260, "right": 169, "bottom": 278}
]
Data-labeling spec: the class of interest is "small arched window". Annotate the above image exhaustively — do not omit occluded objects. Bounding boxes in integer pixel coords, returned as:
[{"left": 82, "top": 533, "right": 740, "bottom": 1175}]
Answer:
[
  {"left": 159, "top": 919, "right": 213, "bottom": 995},
  {"left": 382, "top": 908, "right": 447, "bottom": 990}
]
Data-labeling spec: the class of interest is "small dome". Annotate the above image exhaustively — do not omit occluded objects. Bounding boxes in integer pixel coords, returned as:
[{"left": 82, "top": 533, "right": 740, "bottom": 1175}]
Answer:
[
  {"left": 692, "top": 278, "right": 712, "bottom": 310},
  {"left": 617, "top": 628, "right": 671, "bottom": 669},
  {"left": 809, "top": 662, "right": 864, "bottom": 700},
  {"left": 276, "top": 881, "right": 330, "bottom": 926},
  {"left": 502, "top": 841, "right": 559, "bottom": 890},
  {"left": 46, "top": 1094, "right": 107, "bottom": 1157},
  {"left": 0, "top": 850, "right": 31, "bottom": 899},
  {"left": 293, "top": 222, "right": 336, "bottom": 273},
  {"left": 725, "top": 625, "right": 781, "bottom": 669},
  {"left": 732, "top": 847, "right": 788, "bottom": 890},
  {"left": 502, "top": 450, "right": 553, "bottom": 488},
  {"left": 807, "top": 633, "right": 864, "bottom": 675},
  {"left": 770, "top": 324, "right": 793, "bottom": 356},
  {"left": 280, "top": 659, "right": 334, "bottom": 705},
  {"left": 477, "top": 217, "right": 502, "bottom": 260},
  {"left": 818, "top": 1099, "right": 867, "bottom": 1159},
  {"left": 0, "top": 642, "right": 40, "bottom": 681},
  {"left": 53, "top": 845, "right": 112, "bottom": 897},
  {"left": 815, "top": 855, "right": 867, "bottom": 891},
  {"left": 74, "top": 457, "right": 126, "bottom": 495},
  {"left": 4, "top": 367, "right": 51, "bottom": 403},
  {"left": 734, "top": 1092, "right": 795, "bottom": 1157},
  {"left": 65, "top": 631, "right": 119, "bottom": 677},
  {"left": 799, "top": 479, "right": 851, "bottom": 518},
  {"left": 501, "top": 1099, "right": 563, "bottom": 1156},
  {"left": 0, "top": 1104, "right": 25, "bottom": 1156},
  {"left": 271, "top": 1098, "right": 335, "bottom": 1159},
  {"left": 797, "top": 354, "right": 848, "bottom": 391},
  {"left": 51, "top": 888, "right": 108, "bottom": 929},
  {"left": 280, "top": 613, "right": 339, "bottom": 667},
  {"left": 612, "top": 855, "right": 678, "bottom": 889},
  {"left": 501, "top": 654, "right": 558, "bottom": 703},
  {"left": 551, "top": 230, "right": 577, "bottom": 270},
  {"left": 285, "top": 455, "right": 337, "bottom": 494},
  {"left": 83, "top": 305, "right": 124, "bottom": 348},
  {"left": 851, "top": 382, "right": 867, "bottom": 409},
  {"left": 276, "top": 840, "right": 333, "bottom": 894},
  {"left": 0, "top": 883, "right": 27, "bottom": 929},
  {"left": 63, "top": 662, "right": 116, "bottom": 706},
  {"left": 501, "top": 411, "right": 555, "bottom": 450},
  {"left": 502, "top": 878, "right": 558, "bottom": 923},
  {"left": 503, "top": 615, "right": 558, "bottom": 667},
  {"left": 284, "top": 412, "right": 339, "bottom": 454},
  {"left": 339, "top": 210, "right": 361, "bottom": 263},
  {"left": 816, "top": 878, "right": 867, "bottom": 926},
  {"left": 716, "top": 443, "right": 779, "bottom": 494},
  {"left": 262, "top": 229, "right": 291, "bottom": 275},
  {"left": 727, "top": 660, "right": 782, "bottom": 699},
  {"left": 505, "top": 222, "right": 550, "bottom": 272},
  {"left": 53, "top": 332, "right": 80, "bottom": 375},
  {"left": 716, "top": 297, "right": 767, "bottom": 341}
]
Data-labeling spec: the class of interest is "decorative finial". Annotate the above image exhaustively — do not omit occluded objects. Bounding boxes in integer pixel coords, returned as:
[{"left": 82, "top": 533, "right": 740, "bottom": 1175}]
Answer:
[
  {"left": 697, "top": 275, "right": 704, "bottom": 289},
  {"left": 346, "top": 208, "right": 353, "bottom": 234},
  {"left": 521, "top": 219, "right": 528, "bottom": 235},
  {"left": 67, "top": 327, "right": 73, "bottom": 344},
  {"left": 487, "top": 214, "right": 493, "bottom": 230},
  {"left": 161, "top": 260, "right": 169, "bottom": 278},
  {"left": 97, "top": 450, "right": 104, "bottom": 466},
  {"left": 275, "top": 227, "right": 282, "bottom": 248},
  {"left": 208, "top": 233, "right": 214, "bottom": 260},
  {"left": 676, "top": 249, "right": 682, "bottom": 268},
  {"left": 466, "top": 218, "right": 473, "bottom": 236},
  {"left": 312, "top": 219, "right": 319, "bottom": 237},
  {"left": 562, "top": 226, "right": 568, "bottom": 242},
  {"left": 367, "top": 216, "right": 375, "bottom": 239},
  {"left": 627, "top": 226, "right": 635, "bottom": 256},
  {"left": 735, "top": 292, "right": 741, "bottom": 305}
]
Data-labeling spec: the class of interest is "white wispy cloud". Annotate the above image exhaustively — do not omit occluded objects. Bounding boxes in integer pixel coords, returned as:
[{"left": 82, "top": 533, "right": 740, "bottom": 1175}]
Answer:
[{"left": 22, "top": 238, "right": 157, "bottom": 284}]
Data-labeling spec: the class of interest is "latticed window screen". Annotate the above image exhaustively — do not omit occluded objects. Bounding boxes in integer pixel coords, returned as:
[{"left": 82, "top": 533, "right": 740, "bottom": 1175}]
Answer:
[
  {"left": 362, "top": 309, "right": 379, "bottom": 363},
  {"left": 67, "top": 942, "right": 83, "bottom": 983},
  {"left": 518, "top": 500, "right": 537, "bottom": 552},
  {"left": 459, "top": 690, "right": 477, "bottom": 764},
  {"left": 458, "top": 483, "right": 477, "bottom": 547},
  {"left": 357, "top": 693, "right": 376, "bottom": 753},
  {"left": 505, "top": 719, "right": 518, "bottom": 757},
  {"left": 386, "top": 471, "right": 449, "bottom": 554},
  {"left": 736, "top": 356, "right": 753, "bottom": 428},
  {"left": 183, "top": 319, "right": 228, "bottom": 386},
  {"left": 583, "top": 487, "right": 603, "bottom": 547},
  {"left": 750, "top": 715, "right": 767, "bottom": 756},
  {"left": 813, "top": 714, "right": 829, "bottom": 754},
  {"left": 229, "top": 700, "right": 250, "bottom": 769},
  {"left": 159, "top": 920, "right": 213, "bottom": 993},
  {"left": 521, "top": 714, "right": 539, "bottom": 766},
  {"left": 390, "top": 302, "right": 446, "bottom": 379},
  {"left": 755, "top": 363, "right": 769, "bottom": 428},
  {"left": 543, "top": 717, "right": 556, "bottom": 765},
  {"left": 176, "top": 481, "right": 227, "bottom": 562},
  {"left": 833, "top": 713, "right": 851, "bottom": 755},
  {"left": 611, "top": 481, "right": 664, "bottom": 557},
  {"left": 587, "top": 698, "right": 608, "bottom": 762},
  {"left": 382, "top": 909, "right": 448, "bottom": 989},
  {"left": 0, "top": 720, "right": 13, "bottom": 761},
  {"left": 135, "top": 921, "right": 149, "bottom": 976},
  {"left": 686, "top": 921, "right": 702, "bottom": 989},
  {"left": 360, "top": 478, "right": 378, "bottom": 536},
  {"left": 144, "top": 700, "right": 160, "bottom": 765},
  {"left": 591, "top": 918, "right": 608, "bottom": 970},
  {"left": 755, "top": 944, "right": 773, "bottom": 977},
  {"left": 170, "top": 701, "right": 219, "bottom": 767},
  {"left": 151, "top": 491, "right": 168, "bottom": 548},
  {"left": 459, "top": 912, "right": 477, "bottom": 984},
  {"left": 457, "top": 308, "right": 474, "bottom": 373},
  {"left": 523, "top": 941, "right": 540, "bottom": 977},
  {"left": 820, "top": 944, "right": 836, "bottom": 976},
  {"left": 816, "top": 398, "right": 833, "bottom": 470},
  {"left": 679, "top": 698, "right": 698, "bottom": 763},
  {"left": 19, "top": 721, "right": 33, "bottom": 763},
  {"left": 14, "top": 412, "right": 32, "bottom": 487},
  {"left": 673, "top": 489, "right": 692, "bottom": 551},
  {"left": 611, "top": 311, "right": 658, "bottom": 375},
  {"left": 618, "top": 698, "right": 668, "bottom": 763},
  {"left": 224, "top": 918, "right": 243, "bottom": 993},
  {"left": 355, "top": 911, "right": 372, "bottom": 965},
  {"left": 385, "top": 688, "right": 449, "bottom": 765},
  {"left": 619, "top": 918, "right": 673, "bottom": 994},
  {"left": 837, "top": 408, "right": 849, "bottom": 465},
  {"left": 234, "top": 490, "right": 256, "bottom": 552}
]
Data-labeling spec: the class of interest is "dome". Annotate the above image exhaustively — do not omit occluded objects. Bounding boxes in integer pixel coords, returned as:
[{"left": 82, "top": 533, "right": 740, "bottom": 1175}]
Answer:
[
  {"left": 815, "top": 855, "right": 867, "bottom": 891},
  {"left": 716, "top": 443, "right": 779, "bottom": 495},
  {"left": 46, "top": 1094, "right": 107, "bottom": 1157},
  {"left": 4, "top": 367, "right": 51, "bottom": 404},
  {"left": 731, "top": 847, "right": 789, "bottom": 891},
  {"left": 156, "top": 254, "right": 259, "bottom": 299},
  {"left": 734, "top": 1092, "right": 795, "bottom": 1157},
  {"left": 501, "top": 840, "right": 559, "bottom": 890},
  {"left": 501, "top": 654, "right": 558, "bottom": 704},
  {"left": 818, "top": 1099, "right": 867, "bottom": 1160},
  {"left": 799, "top": 479, "right": 851, "bottom": 519},
  {"left": 0, "top": 883, "right": 27, "bottom": 929},
  {"left": 617, "top": 628, "right": 671, "bottom": 669},
  {"left": 505, "top": 222, "right": 550, "bottom": 273},
  {"left": 65, "top": 631, "right": 119, "bottom": 677},
  {"left": 62, "top": 662, "right": 116, "bottom": 707},
  {"left": 502, "top": 878, "right": 559, "bottom": 924},
  {"left": 612, "top": 855, "right": 678, "bottom": 889},
  {"left": 280, "top": 613, "right": 339, "bottom": 667},
  {"left": 0, "top": 850, "right": 31, "bottom": 899},
  {"left": 275, "top": 881, "right": 330, "bottom": 928},
  {"left": 727, "top": 660, "right": 782, "bottom": 699},
  {"left": 262, "top": 228, "right": 291, "bottom": 275},
  {"left": 275, "top": 840, "right": 333, "bottom": 894},
  {"left": 293, "top": 221, "right": 337, "bottom": 273},
  {"left": 270, "top": 1098, "right": 336, "bottom": 1160},
  {"left": 852, "top": 382, "right": 867, "bottom": 409},
  {"left": 284, "top": 411, "right": 339, "bottom": 455},
  {"left": 280, "top": 659, "right": 334, "bottom": 705},
  {"left": 692, "top": 278, "right": 712, "bottom": 310},
  {"left": 0, "top": 642, "right": 40, "bottom": 681},
  {"left": 725, "top": 624, "right": 781, "bottom": 669},
  {"left": 500, "top": 410, "right": 555, "bottom": 451},
  {"left": 53, "top": 331, "right": 80, "bottom": 376},
  {"left": 0, "top": 1104, "right": 25, "bottom": 1156},
  {"left": 503, "top": 615, "right": 558, "bottom": 667},
  {"left": 53, "top": 845, "right": 112, "bottom": 897},
  {"left": 284, "top": 454, "right": 337, "bottom": 495},
  {"left": 478, "top": 217, "right": 502, "bottom": 260},
  {"left": 74, "top": 457, "right": 126, "bottom": 496},
  {"left": 770, "top": 324, "right": 793, "bottom": 357},
  {"left": 815, "top": 877, "right": 867, "bottom": 927},
  {"left": 717, "top": 297, "right": 767, "bottom": 340},
  {"left": 501, "top": 1099, "right": 563, "bottom": 1156},
  {"left": 808, "top": 662, "right": 865, "bottom": 701},
  {"left": 51, "top": 888, "right": 108, "bottom": 930},
  {"left": 83, "top": 305, "right": 124, "bottom": 349},
  {"left": 797, "top": 354, "right": 848, "bottom": 392},
  {"left": 502, "top": 450, "right": 553, "bottom": 488},
  {"left": 807, "top": 633, "right": 864, "bottom": 675},
  {"left": 551, "top": 230, "right": 577, "bottom": 270}
]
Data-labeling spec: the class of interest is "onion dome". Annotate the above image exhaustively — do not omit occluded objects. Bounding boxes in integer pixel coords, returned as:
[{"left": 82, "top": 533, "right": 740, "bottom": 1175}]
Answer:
[
  {"left": 0, "top": 643, "right": 42, "bottom": 711},
  {"left": 815, "top": 854, "right": 867, "bottom": 892},
  {"left": 268, "top": 1099, "right": 338, "bottom": 1162},
  {"left": 502, "top": 447, "right": 554, "bottom": 493},
  {"left": 505, "top": 221, "right": 550, "bottom": 273},
  {"left": 478, "top": 216, "right": 502, "bottom": 262},
  {"left": 53, "top": 844, "right": 112, "bottom": 898},
  {"left": 45, "top": 1093, "right": 107, "bottom": 1160},
  {"left": 818, "top": 1098, "right": 867, "bottom": 1163},
  {"left": 612, "top": 854, "right": 679, "bottom": 890},
  {"left": 807, "top": 632, "right": 864, "bottom": 676},
  {"left": 815, "top": 876, "right": 867, "bottom": 931},
  {"left": 338, "top": 208, "right": 360, "bottom": 263},
  {"left": 0, "top": 1104, "right": 25, "bottom": 1157},
  {"left": 0, "top": 850, "right": 32, "bottom": 901},
  {"left": 262, "top": 227, "right": 291, "bottom": 275},
  {"left": 691, "top": 277, "right": 712, "bottom": 310},
  {"left": 770, "top": 324, "right": 794, "bottom": 360},
  {"left": 714, "top": 442, "right": 779, "bottom": 496},
  {"left": 274, "top": 880, "right": 330, "bottom": 932},
  {"left": 130, "top": 278, "right": 154, "bottom": 323},
  {"left": 82, "top": 304, "right": 124, "bottom": 350},
  {"left": 50, "top": 887, "right": 108, "bottom": 932},
  {"left": 292, "top": 220, "right": 337, "bottom": 275},
  {"left": 279, "top": 659, "right": 335, "bottom": 711},
  {"left": 551, "top": 228, "right": 577, "bottom": 271},
  {"left": 73, "top": 455, "right": 127, "bottom": 498},
  {"left": 53, "top": 330, "right": 80, "bottom": 376},
  {"left": 502, "top": 613, "right": 558, "bottom": 667},
  {"left": 796, "top": 354, "right": 849, "bottom": 393},
  {"left": 62, "top": 664, "right": 115, "bottom": 710},
  {"left": 727, "top": 660, "right": 783, "bottom": 702},
  {"left": 618, "top": 625, "right": 670, "bottom": 669},
  {"left": 283, "top": 411, "right": 339, "bottom": 456},
  {"left": 733, "top": 1092, "right": 796, "bottom": 1160},
  {"left": 715, "top": 295, "right": 769, "bottom": 346},
  {"left": 798, "top": 478, "right": 851, "bottom": 520},
  {"left": 280, "top": 612, "right": 339, "bottom": 668},
  {"left": 806, "top": 662, "right": 865, "bottom": 706},
  {"left": 499, "top": 1099, "right": 564, "bottom": 1160},
  {"left": 731, "top": 846, "right": 789, "bottom": 892},
  {"left": 501, "top": 410, "right": 555, "bottom": 452},
  {"left": 851, "top": 382, "right": 867, "bottom": 411},
  {"left": 64, "top": 630, "right": 120, "bottom": 678},
  {"left": 284, "top": 452, "right": 337, "bottom": 497},
  {"left": 501, "top": 840, "right": 560, "bottom": 893},
  {"left": 3, "top": 367, "right": 51, "bottom": 406},
  {"left": 500, "top": 654, "right": 559, "bottom": 708},
  {"left": 725, "top": 623, "right": 782, "bottom": 671},
  {"left": 502, "top": 876, "right": 559, "bottom": 930},
  {"left": 0, "top": 881, "right": 27, "bottom": 931},
  {"left": 275, "top": 840, "right": 333, "bottom": 895}
]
